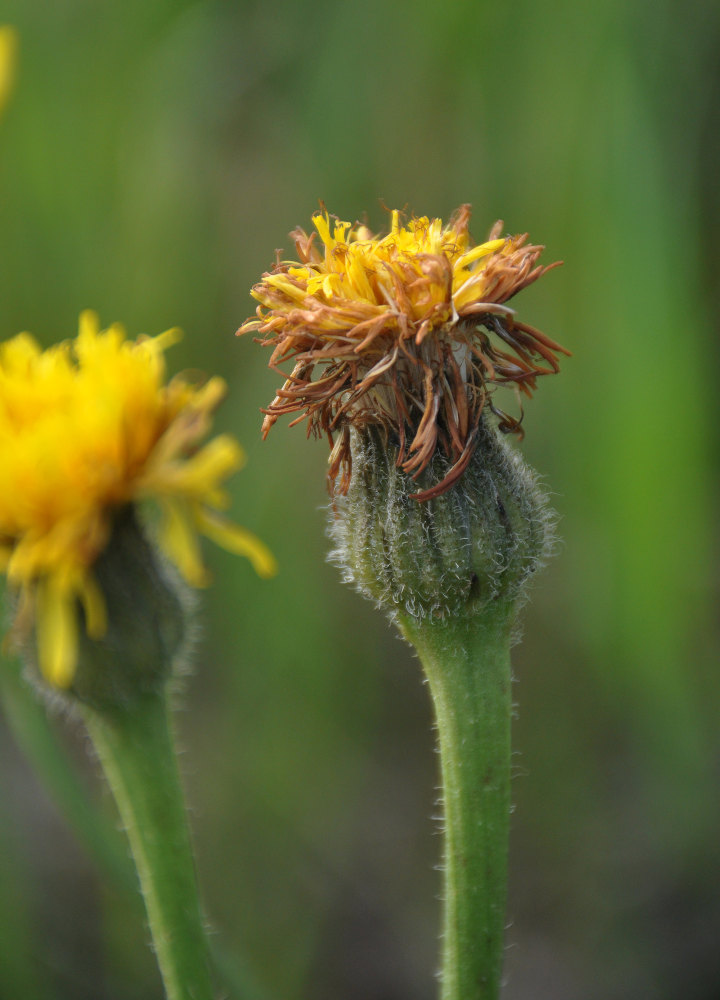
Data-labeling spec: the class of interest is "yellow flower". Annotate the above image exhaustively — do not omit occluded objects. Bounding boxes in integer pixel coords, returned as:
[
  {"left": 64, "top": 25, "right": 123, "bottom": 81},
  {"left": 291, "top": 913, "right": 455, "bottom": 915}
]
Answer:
[
  {"left": 0, "top": 26, "right": 18, "bottom": 118},
  {"left": 239, "top": 205, "right": 569, "bottom": 500},
  {"left": 0, "top": 311, "right": 276, "bottom": 687}
]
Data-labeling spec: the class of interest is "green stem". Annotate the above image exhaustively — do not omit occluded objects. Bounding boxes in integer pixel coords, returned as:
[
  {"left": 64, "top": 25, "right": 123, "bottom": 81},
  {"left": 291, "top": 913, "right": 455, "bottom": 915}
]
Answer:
[
  {"left": 399, "top": 606, "right": 514, "bottom": 1000},
  {"left": 83, "top": 690, "right": 214, "bottom": 1000}
]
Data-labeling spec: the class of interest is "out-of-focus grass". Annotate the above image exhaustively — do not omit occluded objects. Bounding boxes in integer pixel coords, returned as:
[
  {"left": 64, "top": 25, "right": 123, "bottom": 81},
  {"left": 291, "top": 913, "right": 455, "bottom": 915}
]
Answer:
[{"left": 0, "top": 0, "right": 718, "bottom": 998}]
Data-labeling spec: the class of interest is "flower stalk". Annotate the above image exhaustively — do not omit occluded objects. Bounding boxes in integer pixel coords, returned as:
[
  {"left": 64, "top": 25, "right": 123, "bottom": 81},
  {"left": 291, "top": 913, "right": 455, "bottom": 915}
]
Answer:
[
  {"left": 84, "top": 691, "right": 214, "bottom": 1000},
  {"left": 399, "top": 611, "right": 513, "bottom": 1000}
]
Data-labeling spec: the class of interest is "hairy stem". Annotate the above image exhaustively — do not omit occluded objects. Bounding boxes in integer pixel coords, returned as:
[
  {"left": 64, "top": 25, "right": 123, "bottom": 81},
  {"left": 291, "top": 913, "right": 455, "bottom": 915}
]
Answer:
[
  {"left": 84, "top": 691, "right": 214, "bottom": 1000},
  {"left": 399, "top": 607, "right": 513, "bottom": 1000}
]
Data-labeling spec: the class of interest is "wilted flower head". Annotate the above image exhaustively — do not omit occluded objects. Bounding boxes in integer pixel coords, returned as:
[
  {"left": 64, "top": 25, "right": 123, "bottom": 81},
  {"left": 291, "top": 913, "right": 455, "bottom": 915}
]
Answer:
[
  {"left": 0, "top": 311, "right": 276, "bottom": 687},
  {"left": 239, "top": 205, "right": 568, "bottom": 500}
]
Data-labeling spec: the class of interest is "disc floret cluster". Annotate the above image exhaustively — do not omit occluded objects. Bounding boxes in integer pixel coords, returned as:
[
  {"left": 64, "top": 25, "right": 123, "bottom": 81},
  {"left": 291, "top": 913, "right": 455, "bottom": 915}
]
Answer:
[{"left": 239, "top": 205, "right": 568, "bottom": 499}]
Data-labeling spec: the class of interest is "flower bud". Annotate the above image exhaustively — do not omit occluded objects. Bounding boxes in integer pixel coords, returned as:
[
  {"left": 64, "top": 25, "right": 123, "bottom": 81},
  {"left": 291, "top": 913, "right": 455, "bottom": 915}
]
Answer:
[
  {"left": 69, "top": 506, "right": 188, "bottom": 710},
  {"left": 20, "top": 506, "right": 188, "bottom": 711},
  {"left": 328, "top": 416, "right": 554, "bottom": 624}
]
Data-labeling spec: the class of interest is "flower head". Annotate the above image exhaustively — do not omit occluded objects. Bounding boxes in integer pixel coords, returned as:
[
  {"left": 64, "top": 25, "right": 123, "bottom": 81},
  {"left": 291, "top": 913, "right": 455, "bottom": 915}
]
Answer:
[
  {"left": 239, "top": 205, "right": 568, "bottom": 500},
  {"left": 0, "top": 311, "right": 276, "bottom": 687}
]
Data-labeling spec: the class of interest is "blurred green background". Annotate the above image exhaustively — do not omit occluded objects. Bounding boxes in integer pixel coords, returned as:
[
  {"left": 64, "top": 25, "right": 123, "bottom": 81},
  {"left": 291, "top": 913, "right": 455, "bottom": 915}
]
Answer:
[{"left": 0, "top": 1, "right": 718, "bottom": 998}]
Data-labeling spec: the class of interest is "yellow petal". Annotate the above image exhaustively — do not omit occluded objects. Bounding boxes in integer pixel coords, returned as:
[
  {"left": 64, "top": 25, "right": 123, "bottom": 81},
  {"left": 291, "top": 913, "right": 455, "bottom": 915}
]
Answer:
[
  {"left": 193, "top": 506, "right": 277, "bottom": 579},
  {"left": 312, "top": 212, "right": 334, "bottom": 250},
  {"left": 190, "top": 374, "right": 227, "bottom": 412},
  {"left": 0, "top": 26, "right": 18, "bottom": 118},
  {"left": 158, "top": 498, "right": 209, "bottom": 587},
  {"left": 77, "top": 309, "right": 100, "bottom": 344},
  {"left": 457, "top": 238, "right": 506, "bottom": 268},
  {"left": 263, "top": 274, "right": 309, "bottom": 303},
  {"left": 35, "top": 576, "right": 78, "bottom": 688},
  {"left": 153, "top": 435, "right": 245, "bottom": 499},
  {"left": 78, "top": 572, "right": 107, "bottom": 639},
  {"left": 148, "top": 327, "right": 183, "bottom": 354}
]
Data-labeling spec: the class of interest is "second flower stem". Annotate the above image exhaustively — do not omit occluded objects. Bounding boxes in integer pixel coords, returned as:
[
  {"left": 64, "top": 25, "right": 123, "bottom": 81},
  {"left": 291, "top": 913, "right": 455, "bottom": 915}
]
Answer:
[
  {"left": 399, "top": 606, "right": 514, "bottom": 1000},
  {"left": 83, "top": 690, "right": 214, "bottom": 1000}
]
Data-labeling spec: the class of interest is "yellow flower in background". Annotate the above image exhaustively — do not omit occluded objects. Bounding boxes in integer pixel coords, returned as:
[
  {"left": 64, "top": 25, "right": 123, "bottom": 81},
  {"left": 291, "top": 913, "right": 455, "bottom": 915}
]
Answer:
[
  {"left": 0, "top": 311, "right": 276, "bottom": 687},
  {"left": 0, "top": 26, "right": 18, "bottom": 118},
  {"left": 239, "top": 205, "right": 568, "bottom": 499}
]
